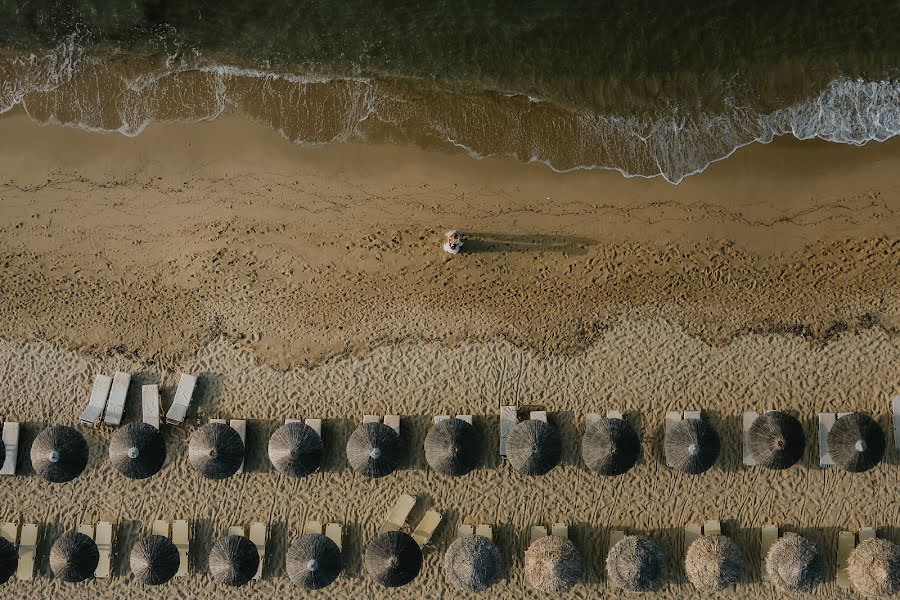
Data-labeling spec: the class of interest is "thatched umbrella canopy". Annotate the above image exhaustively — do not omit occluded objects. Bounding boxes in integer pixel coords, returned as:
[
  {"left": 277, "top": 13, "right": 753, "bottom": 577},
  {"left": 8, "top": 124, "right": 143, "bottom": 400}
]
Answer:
[
  {"left": 365, "top": 531, "right": 422, "bottom": 587},
  {"left": 664, "top": 419, "right": 720, "bottom": 475},
  {"left": 444, "top": 534, "right": 503, "bottom": 592},
  {"left": 606, "top": 535, "right": 667, "bottom": 592},
  {"left": 0, "top": 538, "right": 17, "bottom": 584},
  {"left": 507, "top": 419, "right": 562, "bottom": 476},
  {"left": 130, "top": 535, "right": 180, "bottom": 585},
  {"left": 765, "top": 534, "right": 825, "bottom": 593},
  {"left": 525, "top": 535, "right": 582, "bottom": 592},
  {"left": 286, "top": 533, "right": 343, "bottom": 590},
  {"left": 346, "top": 422, "right": 403, "bottom": 479},
  {"left": 748, "top": 411, "right": 805, "bottom": 470},
  {"left": 50, "top": 532, "right": 99, "bottom": 583},
  {"left": 109, "top": 422, "right": 166, "bottom": 480},
  {"left": 31, "top": 425, "right": 89, "bottom": 483},
  {"left": 827, "top": 413, "right": 886, "bottom": 473},
  {"left": 582, "top": 416, "right": 641, "bottom": 476},
  {"left": 685, "top": 535, "right": 744, "bottom": 591},
  {"left": 268, "top": 422, "right": 323, "bottom": 478},
  {"left": 424, "top": 418, "right": 481, "bottom": 476},
  {"left": 208, "top": 535, "right": 259, "bottom": 587},
  {"left": 847, "top": 538, "right": 900, "bottom": 597},
  {"left": 188, "top": 423, "right": 244, "bottom": 480}
]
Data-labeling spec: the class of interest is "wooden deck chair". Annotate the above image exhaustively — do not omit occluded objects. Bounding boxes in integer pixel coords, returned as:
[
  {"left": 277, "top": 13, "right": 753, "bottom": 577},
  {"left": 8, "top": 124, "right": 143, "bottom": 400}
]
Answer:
[
  {"left": 837, "top": 530, "right": 855, "bottom": 589},
  {"left": 1, "top": 421, "right": 19, "bottom": 475},
  {"left": 165, "top": 374, "right": 197, "bottom": 426},
  {"left": 172, "top": 520, "right": 189, "bottom": 576},
  {"left": 0, "top": 522, "right": 16, "bottom": 544},
  {"left": 529, "top": 411, "right": 548, "bottom": 423},
  {"left": 384, "top": 415, "right": 400, "bottom": 435},
  {"left": 819, "top": 413, "right": 836, "bottom": 466},
  {"left": 95, "top": 521, "right": 114, "bottom": 578},
  {"left": 551, "top": 523, "right": 568, "bottom": 539},
  {"left": 324, "top": 523, "right": 342, "bottom": 550},
  {"left": 760, "top": 523, "right": 778, "bottom": 579},
  {"left": 304, "top": 520, "right": 322, "bottom": 536},
  {"left": 249, "top": 522, "right": 266, "bottom": 580},
  {"left": 227, "top": 526, "right": 245, "bottom": 537},
  {"left": 142, "top": 385, "right": 160, "bottom": 429},
  {"left": 530, "top": 526, "right": 548, "bottom": 545},
  {"left": 230, "top": 419, "right": 247, "bottom": 474},
  {"left": 893, "top": 395, "right": 900, "bottom": 451},
  {"left": 607, "top": 410, "right": 624, "bottom": 420},
  {"left": 499, "top": 405, "right": 517, "bottom": 458},
  {"left": 457, "top": 524, "right": 474, "bottom": 538},
  {"left": 475, "top": 524, "right": 492, "bottom": 540},
  {"left": 742, "top": 412, "right": 759, "bottom": 466},
  {"left": 411, "top": 510, "right": 442, "bottom": 548},
  {"left": 703, "top": 520, "right": 721, "bottom": 536},
  {"left": 585, "top": 412, "right": 601, "bottom": 427},
  {"left": 858, "top": 527, "right": 876, "bottom": 542},
  {"left": 80, "top": 374, "right": 112, "bottom": 425},
  {"left": 380, "top": 494, "right": 416, "bottom": 534},
  {"left": 304, "top": 418, "right": 322, "bottom": 436},
  {"left": 16, "top": 523, "right": 37, "bottom": 581},
  {"left": 103, "top": 371, "right": 131, "bottom": 426},
  {"left": 685, "top": 523, "right": 701, "bottom": 549},
  {"left": 151, "top": 520, "right": 169, "bottom": 538}
]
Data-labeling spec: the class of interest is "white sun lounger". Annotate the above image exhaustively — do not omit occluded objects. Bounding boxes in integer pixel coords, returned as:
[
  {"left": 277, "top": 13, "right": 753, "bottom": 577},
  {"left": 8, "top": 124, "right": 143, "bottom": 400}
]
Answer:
[
  {"left": 819, "top": 413, "right": 836, "bottom": 466},
  {"left": 683, "top": 410, "right": 701, "bottom": 420},
  {"left": 384, "top": 415, "right": 400, "bottom": 435},
  {"left": 607, "top": 410, "right": 624, "bottom": 420},
  {"left": 151, "top": 520, "right": 169, "bottom": 538},
  {"left": 165, "top": 373, "right": 197, "bottom": 425},
  {"left": 685, "top": 523, "right": 701, "bottom": 549},
  {"left": 80, "top": 374, "right": 112, "bottom": 425},
  {"left": 859, "top": 527, "right": 876, "bottom": 542},
  {"left": 704, "top": 520, "right": 721, "bottom": 536},
  {"left": 742, "top": 411, "right": 759, "bottom": 466},
  {"left": 529, "top": 411, "right": 548, "bottom": 423},
  {"left": 434, "top": 415, "right": 450, "bottom": 424},
  {"left": 172, "top": 520, "right": 189, "bottom": 576},
  {"left": 304, "top": 520, "right": 322, "bottom": 535},
  {"left": 16, "top": 523, "right": 37, "bottom": 581},
  {"left": 499, "top": 405, "right": 517, "bottom": 458},
  {"left": 227, "top": 526, "right": 245, "bottom": 537},
  {"left": 457, "top": 524, "right": 473, "bottom": 538},
  {"left": 530, "top": 525, "right": 548, "bottom": 545},
  {"left": 434, "top": 415, "right": 473, "bottom": 425},
  {"left": 362, "top": 415, "right": 380, "bottom": 424},
  {"left": 893, "top": 395, "right": 900, "bottom": 450},
  {"left": 142, "top": 385, "right": 160, "bottom": 429},
  {"left": 585, "top": 412, "right": 601, "bottom": 427},
  {"left": 230, "top": 419, "right": 247, "bottom": 474},
  {"left": 837, "top": 530, "right": 855, "bottom": 589},
  {"left": 249, "top": 522, "right": 266, "bottom": 579},
  {"left": 95, "top": 521, "right": 113, "bottom": 578},
  {"left": 609, "top": 529, "right": 625, "bottom": 549},
  {"left": 411, "top": 510, "right": 442, "bottom": 548},
  {"left": 760, "top": 523, "right": 778, "bottom": 579},
  {"left": 475, "top": 524, "right": 492, "bottom": 540},
  {"left": 0, "top": 522, "right": 16, "bottom": 544},
  {"left": 1, "top": 422, "right": 19, "bottom": 475},
  {"left": 551, "top": 523, "right": 568, "bottom": 539},
  {"left": 380, "top": 494, "right": 416, "bottom": 534},
  {"left": 304, "top": 418, "right": 322, "bottom": 436},
  {"left": 664, "top": 412, "right": 682, "bottom": 466},
  {"left": 77, "top": 523, "right": 94, "bottom": 538},
  {"left": 103, "top": 371, "right": 131, "bottom": 426},
  {"left": 324, "top": 523, "right": 342, "bottom": 550}
]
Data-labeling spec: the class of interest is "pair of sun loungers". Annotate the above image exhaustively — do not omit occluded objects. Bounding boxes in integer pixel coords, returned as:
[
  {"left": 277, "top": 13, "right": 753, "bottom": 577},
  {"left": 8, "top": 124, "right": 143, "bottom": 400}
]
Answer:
[
  {"left": 499, "top": 406, "right": 557, "bottom": 458},
  {"left": 530, "top": 522, "right": 569, "bottom": 544},
  {"left": 456, "top": 523, "right": 493, "bottom": 540},
  {"left": 684, "top": 519, "right": 721, "bottom": 549},
  {"left": 80, "top": 372, "right": 198, "bottom": 428},
  {"left": 363, "top": 414, "right": 400, "bottom": 434},
  {"left": 73, "top": 521, "right": 115, "bottom": 578},
  {"left": 304, "top": 520, "right": 343, "bottom": 550},
  {"left": 382, "top": 494, "right": 442, "bottom": 548},
  {"left": 0, "top": 420, "right": 19, "bottom": 475},
  {"left": 837, "top": 527, "right": 877, "bottom": 588},
  {"left": 227, "top": 523, "right": 267, "bottom": 579},
  {"left": 209, "top": 419, "right": 247, "bottom": 473},
  {"left": 1, "top": 522, "right": 38, "bottom": 580},
  {"left": 151, "top": 520, "right": 191, "bottom": 577}
]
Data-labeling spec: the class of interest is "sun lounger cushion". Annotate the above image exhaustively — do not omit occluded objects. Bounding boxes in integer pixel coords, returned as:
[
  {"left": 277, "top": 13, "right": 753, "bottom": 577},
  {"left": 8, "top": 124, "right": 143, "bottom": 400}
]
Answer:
[
  {"left": 142, "top": 385, "right": 160, "bottom": 429},
  {"left": 16, "top": 523, "right": 37, "bottom": 581},
  {"left": 324, "top": 523, "right": 342, "bottom": 550},
  {"left": 499, "top": 406, "right": 517, "bottom": 458},
  {"left": 172, "top": 520, "right": 189, "bottom": 576},
  {"left": 0, "top": 422, "right": 19, "bottom": 475},
  {"left": 165, "top": 374, "right": 197, "bottom": 425},
  {"left": 475, "top": 524, "right": 492, "bottom": 540},
  {"left": 103, "top": 371, "right": 131, "bottom": 426},
  {"left": 95, "top": 521, "right": 113, "bottom": 578},
  {"left": 380, "top": 494, "right": 416, "bottom": 534},
  {"left": 819, "top": 413, "right": 836, "bottom": 466},
  {"left": 411, "top": 510, "right": 442, "bottom": 548},
  {"left": 80, "top": 374, "right": 112, "bottom": 425},
  {"left": 249, "top": 523, "right": 266, "bottom": 579}
]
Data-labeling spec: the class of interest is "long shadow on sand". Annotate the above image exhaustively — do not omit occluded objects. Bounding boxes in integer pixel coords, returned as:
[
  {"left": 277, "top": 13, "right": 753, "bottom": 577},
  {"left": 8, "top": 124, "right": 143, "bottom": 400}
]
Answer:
[{"left": 461, "top": 232, "right": 596, "bottom": 255}]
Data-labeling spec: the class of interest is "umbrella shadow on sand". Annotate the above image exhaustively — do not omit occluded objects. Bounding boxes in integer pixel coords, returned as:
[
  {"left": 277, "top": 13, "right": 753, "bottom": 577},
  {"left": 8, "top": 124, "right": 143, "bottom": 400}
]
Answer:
[{"left": 461, "top": 232, "right": 596, "bottom": 255}]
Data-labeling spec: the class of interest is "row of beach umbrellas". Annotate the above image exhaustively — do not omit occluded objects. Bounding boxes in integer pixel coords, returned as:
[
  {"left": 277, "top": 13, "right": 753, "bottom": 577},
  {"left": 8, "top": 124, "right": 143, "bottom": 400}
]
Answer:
[
  {"left": 4, "top": 524, "right": 897, "bottom": 595},
  {"left": 22, "top": 411, "right": 887, "bottom": 484}
]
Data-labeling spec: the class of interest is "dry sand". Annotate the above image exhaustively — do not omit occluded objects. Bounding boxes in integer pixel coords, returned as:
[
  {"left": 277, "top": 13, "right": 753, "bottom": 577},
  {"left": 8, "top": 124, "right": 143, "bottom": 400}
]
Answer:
[{"left": 0, "top": 109, "right": 897, "bottom": 598}]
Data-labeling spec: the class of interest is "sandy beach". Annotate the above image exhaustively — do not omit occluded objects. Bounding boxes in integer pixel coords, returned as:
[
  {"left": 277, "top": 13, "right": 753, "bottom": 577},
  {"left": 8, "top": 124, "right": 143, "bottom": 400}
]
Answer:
[{"left": 0, "top": 110, "right": 897, "bottom": 598}]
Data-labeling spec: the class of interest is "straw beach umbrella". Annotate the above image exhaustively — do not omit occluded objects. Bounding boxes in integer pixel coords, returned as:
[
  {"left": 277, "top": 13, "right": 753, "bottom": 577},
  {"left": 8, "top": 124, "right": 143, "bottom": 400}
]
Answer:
[
  {"left": 606, "top": 535, "right": 667, "bottom": 592},
  {"left": 506, "top": 419, "right": 562, "bottom": 476},
  {"left": 424, "top": 418, "right": 481, "bottom": 476},
  {"left": 747, "top": 411, "right": 805, "bottom": 470},
  {"left": 0, "top": 538, "right": 16, "bottom": 584},
  {"left": 847, "top": 538, "right": 900, "bottom": 597},
  {"left": 827, "top": 413, "right": 886, "bottom": 473},
  {"left": 31, "top": 425, "right": 89, "bottom": 483},
  {"left": 208, "top": 535, "right": 259, "bottom": 587},
  {"left": 524, "top": 534, "right": 582, "bottom": 592},
  {"left": 365, "top": 531, "right": 422, "bottom": 587},
  {"left": 188, "top": 422, "right": 244, "bottom": 480},
  {"left": 444, "top": 534, "right": 503, "bottom": 592},
  {"left": 346, "top": 421, "right": 402, "bottom": 479},
  {"left": 664, "top": 419, "right": 720, "bottom": 475},
  {"left": 268, "top": 422, "right": 323, "bottom": 478},
  {"left": 130, "top": 535, "right": 180, "bottom": 585},
  {"left": 286, "top": 533, "right": 343, "bottom": 590},
  {"left": 765, "top": 534, "right": 825, "bottom": 593},
  {"left": 582, "top": 416, "right": 641, "bottom": 475},
  {"left": 685, "top": 535, "right": 744, "bottom": 591},
  {"left": 50, "top": 532, "right": 99, "bottom": 583},
  {"left": 109, "top": 422, "right": 166, "bottom": 479}
]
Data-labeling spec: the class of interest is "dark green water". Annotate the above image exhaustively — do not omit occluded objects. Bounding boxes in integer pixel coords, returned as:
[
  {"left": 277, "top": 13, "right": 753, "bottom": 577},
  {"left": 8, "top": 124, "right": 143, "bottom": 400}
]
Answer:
[{"left": 2, "top": 0, "right": 900, "bottom": 182}]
